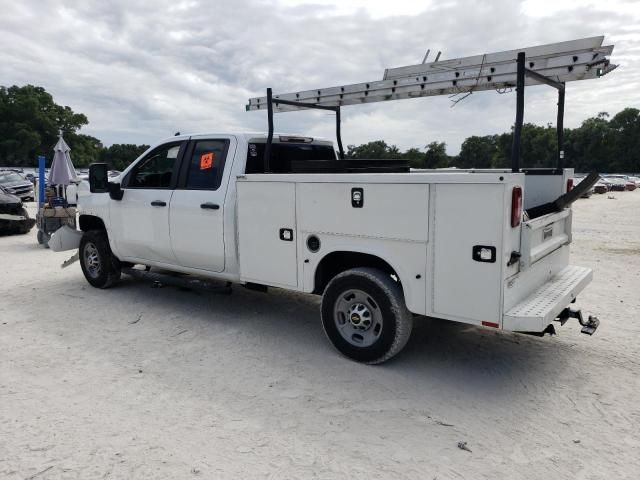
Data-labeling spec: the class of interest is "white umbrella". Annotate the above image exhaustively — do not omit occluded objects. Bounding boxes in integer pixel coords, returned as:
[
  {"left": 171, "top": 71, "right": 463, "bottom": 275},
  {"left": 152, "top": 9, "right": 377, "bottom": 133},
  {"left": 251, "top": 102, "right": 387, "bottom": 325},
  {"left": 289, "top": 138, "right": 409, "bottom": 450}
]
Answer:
[{"left": 48, "top": 134, "right": 77, "bottom": 186}]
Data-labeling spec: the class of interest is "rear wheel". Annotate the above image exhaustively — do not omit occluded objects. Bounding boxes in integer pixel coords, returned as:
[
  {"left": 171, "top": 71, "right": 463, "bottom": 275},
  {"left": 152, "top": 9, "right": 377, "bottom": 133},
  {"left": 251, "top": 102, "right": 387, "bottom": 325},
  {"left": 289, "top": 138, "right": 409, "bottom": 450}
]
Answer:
[
  {"left": 79, "top": 230, "right": 121, "bottom": 288},
  {"left": 321, "top": 267, "right": 413, "bottom": 364}
]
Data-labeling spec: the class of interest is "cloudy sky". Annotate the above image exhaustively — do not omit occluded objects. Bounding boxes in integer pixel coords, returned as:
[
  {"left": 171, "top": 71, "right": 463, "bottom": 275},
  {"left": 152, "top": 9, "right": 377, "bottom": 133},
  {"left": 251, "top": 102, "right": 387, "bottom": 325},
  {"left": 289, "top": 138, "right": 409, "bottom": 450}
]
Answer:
[{"left": 1, "top": 0, "right": 638, "bottom": 153}]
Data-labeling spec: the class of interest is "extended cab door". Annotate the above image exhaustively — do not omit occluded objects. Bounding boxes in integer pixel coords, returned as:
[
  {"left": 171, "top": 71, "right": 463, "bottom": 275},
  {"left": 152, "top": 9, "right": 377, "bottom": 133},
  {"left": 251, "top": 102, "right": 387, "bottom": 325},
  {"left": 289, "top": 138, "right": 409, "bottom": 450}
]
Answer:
[
  {"left": 110, "top": 141, "right": 185, "bottom": 264},
  {"left": 169, "top": 136, "right": 236, "bottom": 272}
]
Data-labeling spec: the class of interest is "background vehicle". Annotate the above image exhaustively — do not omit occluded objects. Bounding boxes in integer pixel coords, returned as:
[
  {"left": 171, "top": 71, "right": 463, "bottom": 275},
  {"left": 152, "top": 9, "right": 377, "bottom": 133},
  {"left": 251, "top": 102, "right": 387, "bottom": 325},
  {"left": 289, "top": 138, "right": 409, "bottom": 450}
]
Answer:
[
  {"left": 0, "top": 171, "right": 35, "bottom": 201},
  {"left": 0, "top": 185, "right": 36, "bottom": 235},
  {"left": 604, "top": 177, "right": 627, "bottom": 191}
]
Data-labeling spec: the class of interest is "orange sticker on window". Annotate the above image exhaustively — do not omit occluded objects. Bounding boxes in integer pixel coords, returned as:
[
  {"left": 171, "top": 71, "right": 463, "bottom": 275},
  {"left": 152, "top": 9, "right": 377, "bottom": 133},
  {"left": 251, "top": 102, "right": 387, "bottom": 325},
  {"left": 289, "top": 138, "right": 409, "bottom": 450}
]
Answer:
[{"left": 200, "top": 152, "right": 214, "bottom": 170}]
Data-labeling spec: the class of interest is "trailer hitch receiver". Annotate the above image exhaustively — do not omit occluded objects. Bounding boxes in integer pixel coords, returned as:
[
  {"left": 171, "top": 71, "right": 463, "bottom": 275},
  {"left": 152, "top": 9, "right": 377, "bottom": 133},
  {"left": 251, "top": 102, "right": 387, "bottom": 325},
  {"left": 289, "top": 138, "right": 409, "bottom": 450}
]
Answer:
[{"left": 556, "top": 307, "right": 599, "bottom": 335}]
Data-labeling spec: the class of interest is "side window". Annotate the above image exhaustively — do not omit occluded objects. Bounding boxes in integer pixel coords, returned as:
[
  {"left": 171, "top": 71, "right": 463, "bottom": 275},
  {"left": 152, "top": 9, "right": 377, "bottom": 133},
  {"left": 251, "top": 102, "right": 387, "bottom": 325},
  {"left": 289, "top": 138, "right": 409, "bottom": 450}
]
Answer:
[
  {"left": 128, "top": 143, "right": 181, "bottom": 189},
  {"left": 184, "top": 140, "right": 228, "bottom": 190}
]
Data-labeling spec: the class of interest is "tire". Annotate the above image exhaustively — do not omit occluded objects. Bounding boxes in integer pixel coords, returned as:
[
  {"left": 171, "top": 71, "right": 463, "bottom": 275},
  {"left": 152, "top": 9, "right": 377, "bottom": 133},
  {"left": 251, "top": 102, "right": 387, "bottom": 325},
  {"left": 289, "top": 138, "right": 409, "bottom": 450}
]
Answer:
[
  {"left": 321, "top": 267, "right": 413, "bottom": 364},
  {"left": 79, "top": 230, "right": 121, "bottom": 288},
  {"left": 18, "top": 208, "right": 35, "bottom": 234}
]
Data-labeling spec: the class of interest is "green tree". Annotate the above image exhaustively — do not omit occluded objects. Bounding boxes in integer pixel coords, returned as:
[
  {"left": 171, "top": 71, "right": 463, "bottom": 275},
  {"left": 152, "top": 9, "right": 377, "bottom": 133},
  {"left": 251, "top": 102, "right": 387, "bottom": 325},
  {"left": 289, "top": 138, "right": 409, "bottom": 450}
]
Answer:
[
  {"left": 401, "top": 147, "right": 426, "bottom": 168},
  {"left": 65, "top": 133, "right": 104, "bottom": 167},
  {"left": 457, "top": 135, "right": 497, "bottom": 168},
  {"left": 100, "top": 144, "right": 150, "bottom": 171},
  {"left": 608, "top": 108, "right": 640, "bottom": 173},
  {"left": 423, "top": 141, "right": 449, "bottom": 168},
  {"left": 346, "top": 140, "right": 401, "bottom": 159},
  {"left": 0, "top": 85, "right": 88, "bottom": 166},
  {"left": 564, "top": 114, "right": 612, "bottom": 173}
]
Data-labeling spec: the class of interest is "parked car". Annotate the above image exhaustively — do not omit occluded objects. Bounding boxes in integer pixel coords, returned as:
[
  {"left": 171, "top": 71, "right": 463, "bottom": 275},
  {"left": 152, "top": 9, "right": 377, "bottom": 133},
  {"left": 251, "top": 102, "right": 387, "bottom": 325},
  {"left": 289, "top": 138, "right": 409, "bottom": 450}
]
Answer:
[
  {"left": 593, "top": 182, "right": 609, "bottom": 194},
  {"left": 0, "top": 185, "right": 36, "bottom": 235},
  {"left": 0, "top": 171, "right": 35, "bottom": 201},
  {"left": 604, "top": 177, "right": 626, "bottom": 191},
  {"left": 625, "top": 181, "right": 637, "bottom": 191}
]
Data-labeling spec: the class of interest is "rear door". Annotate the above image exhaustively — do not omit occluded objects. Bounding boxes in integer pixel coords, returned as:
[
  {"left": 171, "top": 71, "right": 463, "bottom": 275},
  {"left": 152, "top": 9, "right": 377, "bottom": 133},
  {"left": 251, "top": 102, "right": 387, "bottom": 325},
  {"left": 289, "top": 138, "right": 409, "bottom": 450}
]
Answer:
[
  {"left": 169, "top": 136, "right": 236, "bottom": 272},
  {"left": 110, "top": 141, "right": 184, "bottom": 263}
]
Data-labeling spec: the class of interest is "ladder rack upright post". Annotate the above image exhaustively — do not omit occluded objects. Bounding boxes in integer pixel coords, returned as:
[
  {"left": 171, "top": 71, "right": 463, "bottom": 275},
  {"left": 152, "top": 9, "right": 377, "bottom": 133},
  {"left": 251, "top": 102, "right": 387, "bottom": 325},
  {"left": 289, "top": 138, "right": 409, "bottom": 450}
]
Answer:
[
  {"left": 557, "top": 86, "right": 565, "bottom": 169},
  {"left": 511, "top": 52, "right": 526, "bottom": 173},
  {"left": 264, "top": 87, "right": 274, "bottom": 173}
]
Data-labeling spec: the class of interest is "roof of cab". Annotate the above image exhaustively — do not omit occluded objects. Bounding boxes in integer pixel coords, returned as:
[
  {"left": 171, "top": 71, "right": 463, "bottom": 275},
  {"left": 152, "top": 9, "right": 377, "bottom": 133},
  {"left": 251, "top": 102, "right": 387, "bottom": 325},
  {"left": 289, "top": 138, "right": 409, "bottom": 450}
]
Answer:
[{"left": 156, "top": 132, "right": 333, "bottom": 145}]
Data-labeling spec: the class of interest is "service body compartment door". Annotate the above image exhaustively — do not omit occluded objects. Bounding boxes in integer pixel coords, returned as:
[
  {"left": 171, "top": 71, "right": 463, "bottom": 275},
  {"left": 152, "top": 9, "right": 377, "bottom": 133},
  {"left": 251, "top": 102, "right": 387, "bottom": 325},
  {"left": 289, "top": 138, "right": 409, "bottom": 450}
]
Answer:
[
  {"left": 237, "top": 181, "right": 298, "bottom": 288},
  {"left": 432, "top": 184, "right": 504, "bottom": 323},
  {"left": 298, "top": 183, "right": 428, "bottom": 241}
]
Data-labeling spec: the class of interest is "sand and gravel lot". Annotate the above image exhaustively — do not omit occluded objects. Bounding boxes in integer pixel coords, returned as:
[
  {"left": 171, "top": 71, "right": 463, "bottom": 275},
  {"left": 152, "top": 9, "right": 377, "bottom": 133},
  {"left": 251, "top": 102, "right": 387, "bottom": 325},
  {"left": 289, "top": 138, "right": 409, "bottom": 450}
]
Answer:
[{"left": 1, "top": 192, "right": 639, "bottom": 479}]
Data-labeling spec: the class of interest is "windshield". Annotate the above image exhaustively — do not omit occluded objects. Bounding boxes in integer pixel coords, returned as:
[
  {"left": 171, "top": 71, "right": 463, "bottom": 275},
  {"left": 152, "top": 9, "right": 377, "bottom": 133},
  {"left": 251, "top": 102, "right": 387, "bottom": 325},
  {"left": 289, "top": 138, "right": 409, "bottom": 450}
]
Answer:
[{"left": 0, "top": 173, "right": 25, "bottom": 184}]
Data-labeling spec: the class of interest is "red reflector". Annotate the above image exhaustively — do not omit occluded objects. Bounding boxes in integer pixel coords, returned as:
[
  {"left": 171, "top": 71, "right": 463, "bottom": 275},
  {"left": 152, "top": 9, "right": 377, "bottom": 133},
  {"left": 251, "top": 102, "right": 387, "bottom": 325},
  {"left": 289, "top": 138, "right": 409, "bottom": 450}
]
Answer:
[
  {"left": 511, "top": 186, "right": 522, "bottom": 228},
  {"left": 567, "top": 178, "right": 574, "bottom": 192},
  {"left": 482, "top": 321, "right": 499, "bottom": 328}
]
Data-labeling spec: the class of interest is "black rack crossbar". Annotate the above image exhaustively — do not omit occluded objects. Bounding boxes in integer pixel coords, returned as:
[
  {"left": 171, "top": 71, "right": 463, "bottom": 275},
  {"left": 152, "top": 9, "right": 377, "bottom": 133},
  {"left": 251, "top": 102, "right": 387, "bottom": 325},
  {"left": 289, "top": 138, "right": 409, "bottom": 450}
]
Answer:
[
  {"left": 264, "top": 87, "right": 345, "bottom": 172},
  {"left": 511, "top": 52, "right": 567, "bottom": 173}
]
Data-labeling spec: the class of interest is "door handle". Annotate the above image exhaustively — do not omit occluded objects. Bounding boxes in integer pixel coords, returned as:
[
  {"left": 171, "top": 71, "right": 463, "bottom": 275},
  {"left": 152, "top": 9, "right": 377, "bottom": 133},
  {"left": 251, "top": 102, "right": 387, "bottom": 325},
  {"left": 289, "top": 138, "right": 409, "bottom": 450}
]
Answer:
[
  {"left": 200, "top": 202, "right": 220, "bottom": 210},
  {"left": 150, "top": 200, "right": 166, "bottom": 207}
]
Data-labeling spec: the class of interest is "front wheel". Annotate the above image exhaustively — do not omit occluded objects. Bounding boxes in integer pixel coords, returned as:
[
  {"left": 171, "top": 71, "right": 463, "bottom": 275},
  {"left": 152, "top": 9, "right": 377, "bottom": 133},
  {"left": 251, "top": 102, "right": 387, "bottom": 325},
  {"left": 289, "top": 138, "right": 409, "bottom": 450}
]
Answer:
[
  {"left": 321, "top": 267, "right": 413, "bottom": 364},
  {"left": 79, "top": 230, "right": 121, "bottom": 288}
]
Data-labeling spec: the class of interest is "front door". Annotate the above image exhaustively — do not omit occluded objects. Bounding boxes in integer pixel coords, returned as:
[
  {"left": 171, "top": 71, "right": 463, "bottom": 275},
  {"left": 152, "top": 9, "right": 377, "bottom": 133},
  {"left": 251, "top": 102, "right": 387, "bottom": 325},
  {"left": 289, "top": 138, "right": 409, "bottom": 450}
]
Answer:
[
  {"left": 169, "top": 137, "right": 235, "bottom": 272},
  {"left": 109, "top": 141, "right": 185, "bottom": 264}
]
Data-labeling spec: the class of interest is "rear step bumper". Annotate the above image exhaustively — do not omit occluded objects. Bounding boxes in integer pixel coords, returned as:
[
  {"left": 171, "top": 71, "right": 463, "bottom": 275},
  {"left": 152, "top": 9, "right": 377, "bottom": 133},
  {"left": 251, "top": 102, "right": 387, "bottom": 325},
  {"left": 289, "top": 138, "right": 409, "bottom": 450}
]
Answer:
[{"left": 504, "top": 265, "right": 593, "bottom": 332}]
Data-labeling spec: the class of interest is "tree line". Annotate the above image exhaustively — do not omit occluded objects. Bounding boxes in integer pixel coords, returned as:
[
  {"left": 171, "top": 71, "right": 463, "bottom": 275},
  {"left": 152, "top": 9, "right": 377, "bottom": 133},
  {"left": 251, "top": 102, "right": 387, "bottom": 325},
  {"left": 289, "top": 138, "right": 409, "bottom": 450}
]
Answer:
[
  {"left": 347, "top": 109, "right": 639, "bottom": 173},
  {"left": 1, "top": 84, "right": 639, "bottom": 173}
]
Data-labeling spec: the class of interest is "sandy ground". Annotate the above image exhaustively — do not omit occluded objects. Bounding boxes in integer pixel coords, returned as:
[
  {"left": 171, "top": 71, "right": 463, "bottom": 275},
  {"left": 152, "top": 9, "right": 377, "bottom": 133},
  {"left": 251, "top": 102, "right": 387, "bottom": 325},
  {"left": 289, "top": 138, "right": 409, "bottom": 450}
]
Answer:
[{"left": 1, "top": 193, "right": 639, "bottom": 480}]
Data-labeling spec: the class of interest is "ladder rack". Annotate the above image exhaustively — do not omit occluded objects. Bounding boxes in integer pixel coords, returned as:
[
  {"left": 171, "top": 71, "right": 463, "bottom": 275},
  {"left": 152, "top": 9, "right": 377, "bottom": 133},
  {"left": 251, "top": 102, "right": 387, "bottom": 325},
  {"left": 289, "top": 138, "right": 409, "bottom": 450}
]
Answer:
[{"left": 246, "top": 36, "right": 617, "bottom": 173}]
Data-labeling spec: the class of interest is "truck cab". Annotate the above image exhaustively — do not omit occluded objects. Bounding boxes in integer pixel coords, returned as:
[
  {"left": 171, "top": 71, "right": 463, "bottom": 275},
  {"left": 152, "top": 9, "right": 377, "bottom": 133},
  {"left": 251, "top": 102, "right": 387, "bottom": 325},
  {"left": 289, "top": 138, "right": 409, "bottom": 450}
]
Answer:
[{"left": 75, "top": 133, "right": 337, "bottom": 280}]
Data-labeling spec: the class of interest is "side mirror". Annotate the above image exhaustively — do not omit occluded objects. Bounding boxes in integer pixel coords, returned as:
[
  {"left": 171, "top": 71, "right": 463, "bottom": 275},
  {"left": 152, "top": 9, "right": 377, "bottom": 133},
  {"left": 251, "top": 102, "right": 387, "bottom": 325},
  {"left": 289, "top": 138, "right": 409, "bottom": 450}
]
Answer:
[
  {"left": 89, "top": 163, "right": 109, "bottom": 193},
  {"left": 108, "top": 181, "right": 124, "bottom": 201}
]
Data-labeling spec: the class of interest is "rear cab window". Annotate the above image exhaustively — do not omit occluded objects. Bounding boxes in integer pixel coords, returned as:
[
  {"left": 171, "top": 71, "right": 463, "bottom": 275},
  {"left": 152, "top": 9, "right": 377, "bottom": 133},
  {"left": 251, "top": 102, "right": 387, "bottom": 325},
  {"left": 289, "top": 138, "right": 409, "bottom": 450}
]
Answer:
[{"left": 245, "top": 142, "right": 336, "bottom": 174}]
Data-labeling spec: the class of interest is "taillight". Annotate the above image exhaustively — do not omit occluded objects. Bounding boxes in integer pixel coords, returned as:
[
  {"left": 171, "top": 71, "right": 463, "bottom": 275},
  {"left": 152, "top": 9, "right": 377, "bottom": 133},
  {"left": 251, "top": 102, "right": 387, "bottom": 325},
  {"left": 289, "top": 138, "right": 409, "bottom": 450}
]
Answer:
[
  {"left": 567, "top": 178, "right": 574, "bottom": 192},
  {"left": 511, "top": 186, "right": 522, "bottom": 228}
]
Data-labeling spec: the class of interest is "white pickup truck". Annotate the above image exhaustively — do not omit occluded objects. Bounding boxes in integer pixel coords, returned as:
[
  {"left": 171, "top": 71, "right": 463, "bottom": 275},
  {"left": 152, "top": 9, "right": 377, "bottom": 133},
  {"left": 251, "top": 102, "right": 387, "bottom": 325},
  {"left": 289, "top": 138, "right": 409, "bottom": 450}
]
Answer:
[
  {"left": 51, "top": 37, "right": 613, "bottom": 363},
  {"left": 51, "top": 132, "right": 597, "bottom": 364}
]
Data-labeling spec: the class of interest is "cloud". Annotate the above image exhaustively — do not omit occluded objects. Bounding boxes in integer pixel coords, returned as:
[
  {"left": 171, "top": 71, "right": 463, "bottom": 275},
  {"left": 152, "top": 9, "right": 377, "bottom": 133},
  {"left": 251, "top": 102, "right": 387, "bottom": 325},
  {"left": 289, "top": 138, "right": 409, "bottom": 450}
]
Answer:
[{"left": 1, "top": 0, "right": 638, "bottom": 154}]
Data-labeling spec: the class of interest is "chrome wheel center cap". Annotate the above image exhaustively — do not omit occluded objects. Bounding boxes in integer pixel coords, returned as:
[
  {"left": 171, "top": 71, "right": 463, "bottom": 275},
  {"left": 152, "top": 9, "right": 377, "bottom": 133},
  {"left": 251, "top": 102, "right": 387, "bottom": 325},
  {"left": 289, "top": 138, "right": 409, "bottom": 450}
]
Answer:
[{"left": 348, "top": 303, "right": 372, "bottom": 330}]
